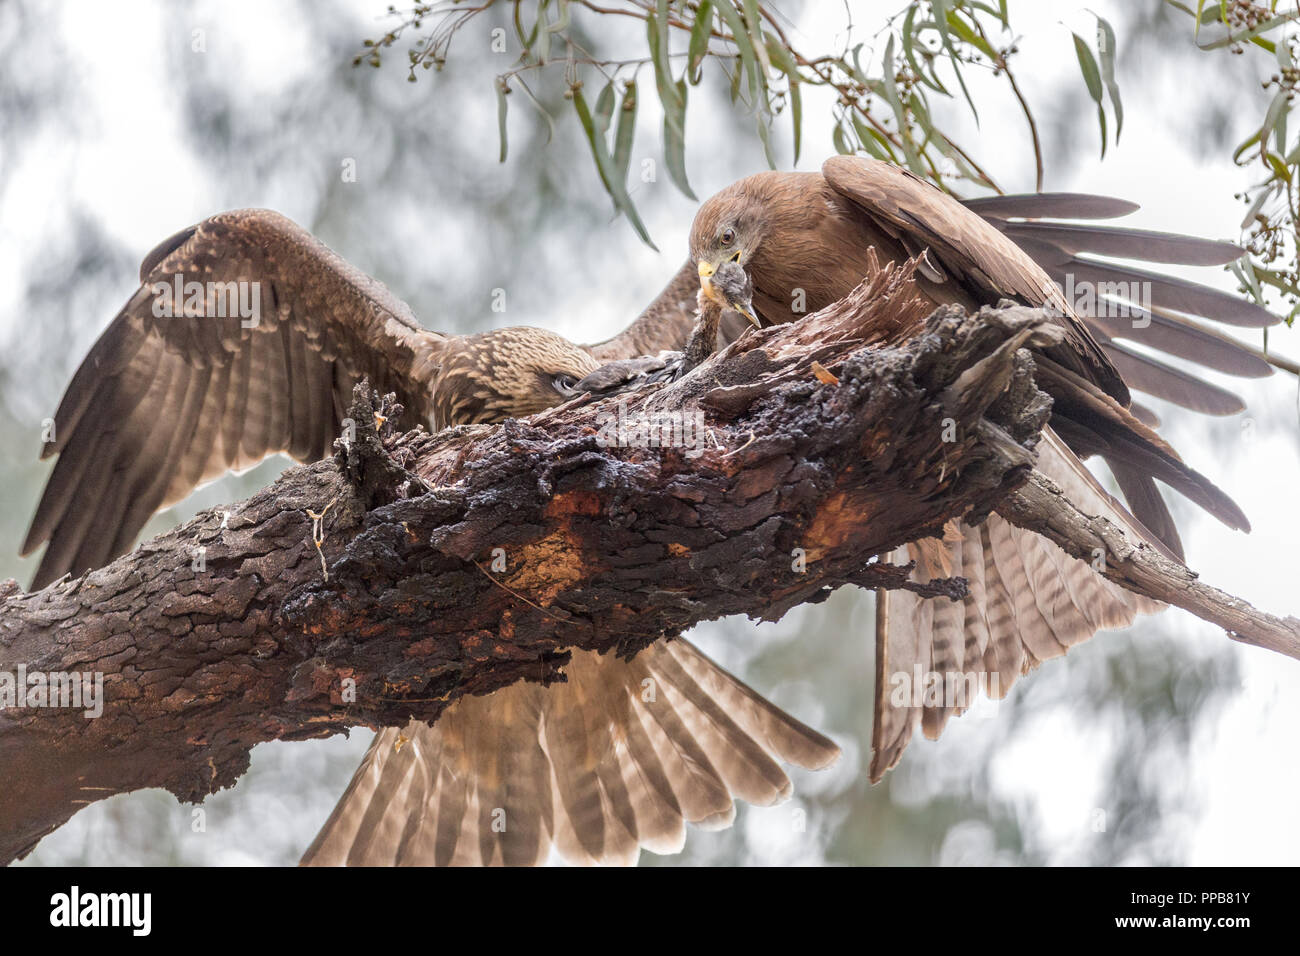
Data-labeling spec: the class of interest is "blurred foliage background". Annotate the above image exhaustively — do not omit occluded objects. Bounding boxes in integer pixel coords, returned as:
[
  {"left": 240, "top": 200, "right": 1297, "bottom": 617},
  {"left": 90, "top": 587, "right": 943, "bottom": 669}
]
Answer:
[{"left": 1, "top": 0, "right": 1296, "bottom": 865}]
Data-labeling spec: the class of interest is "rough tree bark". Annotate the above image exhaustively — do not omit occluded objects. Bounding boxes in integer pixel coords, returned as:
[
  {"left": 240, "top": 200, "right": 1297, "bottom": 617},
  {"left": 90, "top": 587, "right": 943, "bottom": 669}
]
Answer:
[{"left": 1, "top": 262, "right": 1295, "bottom": 864}]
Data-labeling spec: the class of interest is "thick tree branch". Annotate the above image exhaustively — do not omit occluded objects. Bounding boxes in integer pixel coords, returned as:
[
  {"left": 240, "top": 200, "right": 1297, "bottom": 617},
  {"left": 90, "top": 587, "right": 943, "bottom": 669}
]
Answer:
[
  {"left": 0, "top": 261, "right": 1291, "bottom": 863},
  {"left": 1000, "top": 470, "right": 1300, "bottom": 660}
]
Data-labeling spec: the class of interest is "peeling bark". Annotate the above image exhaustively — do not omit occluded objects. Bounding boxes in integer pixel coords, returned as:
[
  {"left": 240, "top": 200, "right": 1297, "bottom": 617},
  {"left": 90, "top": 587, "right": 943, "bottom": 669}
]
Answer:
[{"left": 0, "top": 263, "right": 1290, "bottom": 863}]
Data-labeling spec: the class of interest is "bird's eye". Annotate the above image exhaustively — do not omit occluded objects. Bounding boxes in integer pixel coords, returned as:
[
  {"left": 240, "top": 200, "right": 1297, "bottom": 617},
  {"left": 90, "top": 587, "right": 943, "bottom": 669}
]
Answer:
[
  {"left": 720, "top": 227, "right": 736, "bottom": 246},
  {"left": 553, "top": 374, "right": 580, "bottom": 394}
]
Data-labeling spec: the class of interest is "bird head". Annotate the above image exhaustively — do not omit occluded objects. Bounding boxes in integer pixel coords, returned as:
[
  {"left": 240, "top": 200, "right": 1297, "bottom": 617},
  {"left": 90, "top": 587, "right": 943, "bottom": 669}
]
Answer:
[
  {"left": 695, "top": 260, "right": 755, "bottom": 329},
  {"left": 433, "top": 326, "right": 599, "bottom": 428},
  {"left": 689, "top": 182, "right": 768, "bottom": 328}
]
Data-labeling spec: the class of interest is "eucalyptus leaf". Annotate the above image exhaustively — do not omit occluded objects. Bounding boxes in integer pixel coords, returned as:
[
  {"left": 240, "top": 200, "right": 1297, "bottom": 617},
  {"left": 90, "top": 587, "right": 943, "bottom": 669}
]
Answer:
[
  {"left": 1073, "top": 32, "right": 1107, "bottom": 156},
  {"left": 613, "top": 82, "right": 637, "bottom": 183},
  {"left": 573, "top": 86, "right": 657, "bottom": 249},
  {"left": 741, "top": 0, "right": 773, "bottom": 76},
  {"left": 1073, "top": 32, "right": 1104, "bottom": 102},
  {"left": 514, "top": 78, "right": 555, "bottom": 146},
  {"left": 765, "top": 33, "right": 803, "bottom": 161},
  {"left": 832, "top": 121, "right": 853, "bottom": 155},
  {"left": 945, "top": 9, "right": 998, "bottom": 61},
  {"left": 714, "top": 0, "right": 763, "bottom": 103},
  {"left": 932, "top": 0, "right": 952, "bottom": 52},
  {"left": 1095, "top": 15, "right": 1124, "bottom": 142},
  {"left": 687, "top": 0, "right": 714, "bottom": 83},
  {"left": 495, "top": 78, "right": 509, "bottom": 162},
  {"left": 664, "top": 78, "right": 696, "bottom": 199},
  {"left": 1259, "top": 89, "right": 1288, "bottom": 164}
]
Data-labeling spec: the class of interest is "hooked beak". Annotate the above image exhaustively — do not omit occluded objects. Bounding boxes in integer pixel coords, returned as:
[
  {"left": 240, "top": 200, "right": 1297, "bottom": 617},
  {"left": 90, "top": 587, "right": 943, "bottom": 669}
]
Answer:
[{"left": 698, "top": 256, "right": 760, "bottom": 329}]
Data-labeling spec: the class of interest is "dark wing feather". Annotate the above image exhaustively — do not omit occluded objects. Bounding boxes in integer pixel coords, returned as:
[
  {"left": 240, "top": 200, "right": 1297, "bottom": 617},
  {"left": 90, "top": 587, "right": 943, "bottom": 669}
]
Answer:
[
  {"left": 1100, "top": 341, "right": 1246, "bottom": 415},
  {"left": 979, "top": 218, "right": 1243, "bottom": 266},
  {"left": 962, "top": 192, "right": 1140, "bottom": 220},
  {"left": 1085, "top": 308, "right": 1273, "bottom": 379},
  {"left": 23, "top": 208, "right": 444, "bottom": 589},
  {"left": 1023, "top": 251, "right": 1275, "bottom": 329},
  {"left": 821, "top": 156, "right": 1130, "bottom": 404},
  {"left": 820, "top": 157, "right": 1248, "bottom": 554},
  {"left": 965, "top": 194, "right": 1280, "bottom": 409}
]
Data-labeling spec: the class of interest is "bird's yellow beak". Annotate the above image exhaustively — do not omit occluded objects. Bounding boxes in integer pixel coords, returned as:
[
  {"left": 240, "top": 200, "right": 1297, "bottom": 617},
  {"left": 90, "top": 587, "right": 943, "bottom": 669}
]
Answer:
[{"left": 698, "top": 258, "right": 761, "bottom": 329}]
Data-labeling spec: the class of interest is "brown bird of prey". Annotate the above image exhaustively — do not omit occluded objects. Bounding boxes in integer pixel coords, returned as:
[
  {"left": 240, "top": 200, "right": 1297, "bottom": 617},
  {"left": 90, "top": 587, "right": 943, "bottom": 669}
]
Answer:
[
  {"left": 603, "top": 156, "right": 1269, "bottom": 781},
  {"left": 23, "top": 207, "right": 839, "bottom": 866}
]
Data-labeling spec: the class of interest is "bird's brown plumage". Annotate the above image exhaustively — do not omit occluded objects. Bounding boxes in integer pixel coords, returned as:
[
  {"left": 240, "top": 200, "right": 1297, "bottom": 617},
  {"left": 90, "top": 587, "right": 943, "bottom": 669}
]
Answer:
[
  {"left": 21, "top": 209, "right": 600, "bottom": 589},
  {"left": 685, "top": 158, "right": 1251, "bottom": 555},
  {"left": 606, "top": 157, "right": 1267, "bottom": 779},
  {"left": 25, "top": 208, "right": 839, "bottom": 866}
]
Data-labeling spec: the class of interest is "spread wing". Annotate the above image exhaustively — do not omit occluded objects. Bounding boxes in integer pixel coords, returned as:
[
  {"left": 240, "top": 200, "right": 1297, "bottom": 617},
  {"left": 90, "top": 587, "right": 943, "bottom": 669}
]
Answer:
[
  {"left": 818, "top": 157, "right": 1248, "bottom": 557},
  {"left": 871, "top": 430, "right": 1165, "bottom": 781},
  {"left": 22, "top": 208, "right": 444, "bottom": 589},
  {"left": 966, "top": 192, "right": 1275, "bottom": 417},
  {"left": 301, "top": 639, "right": 840, "bottom": 866}
]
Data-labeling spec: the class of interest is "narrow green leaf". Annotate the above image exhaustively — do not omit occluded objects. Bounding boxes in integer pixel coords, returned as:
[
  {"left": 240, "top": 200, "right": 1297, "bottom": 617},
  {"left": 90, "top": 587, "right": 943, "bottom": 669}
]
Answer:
[
  {"left": 1094, "top": 15, "right": 1123, "bottom": 142},
  {"left": 714, "top": 0, "right": 763, "bottom": 103},
  {"left": 535, "top": 0, "right": 551, "bottom": 63},
  {"left": 947, "top": 49, "right": 980, "bottom": 125},
  {"left": 740, "top": 0, "right": 773, "bottom": 77},
  {"left": 1265, "top": 150, "right": 1291, "bottom": 182},
  {"left": 881, "top": 35, "right": 924, "bottom": 174},
  {"left": 765, "top": 33, "right": 803, "bottom": 162},
  {"left": 1233, "top": 128, "right": 1262, "bottom": 165},
  {"left": 648, "top": 0, "right": 692, "bottom": 197},
  {"left": 687, "top": 0, "right": 714, "bottom": 84},
  {"left": 1072, "top": 33, "right": 1104, "bottom": 103},
  {"left": 613, "top": 82, "right": 637, "bottom": 184},
  {"left": 1230, "top": 256, "right": 1263, "bottom": 304},
  {"left": 932, "top": 0, "right": 952, "bottom": 52},
  {"left": 514, "top": 0, "right": 540, "bottom": 50},
  {"left": 572, "top": 87, "right": 612, "bottom": 195},
  {"left": 663, "top": 77, "right": 696, "bottom": 199},
  {"left": 832, "top": 121, "right": 853, "bottom": 155},
  {"left": 649, "top": 0, "right": 685, "bottom": 137},
  {"left": 1240, "top": 186, "right": 1269, "bottom": 230},
  {"left": 514, "top": 78, "right": 555, "bottom": 146},
  {"left": 967, "top": 1, "right": 1008, "bottom": 25},
  {"left": 756, "top": 110, "right": 777, "bottom": 168},
  {"left": 946, "top": 10, "right": 998, "bottom": 61},
  {"left": 852, "top": 116, "right": 894, "bottom": 161},
  {"left": 902, "top": 5, "right": 949, "bottom": 95},
  {"left": 1073, "top": 32, "right": 1107, "bottom": 157},
  {"left": 789, "top": 77, "right": 802, "bottom": 163},
  {"left": 573, "top": 85, "right": 657, "bottom": 249},
  {"left": 1260, "top": 89, "right": 1288, "bottom": 162},
  {"left": 495, "top": 78, "right": 509, "bottom": 162},
  {"left": 595, "top": 79, "right": 616, "bottom": 138}
]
